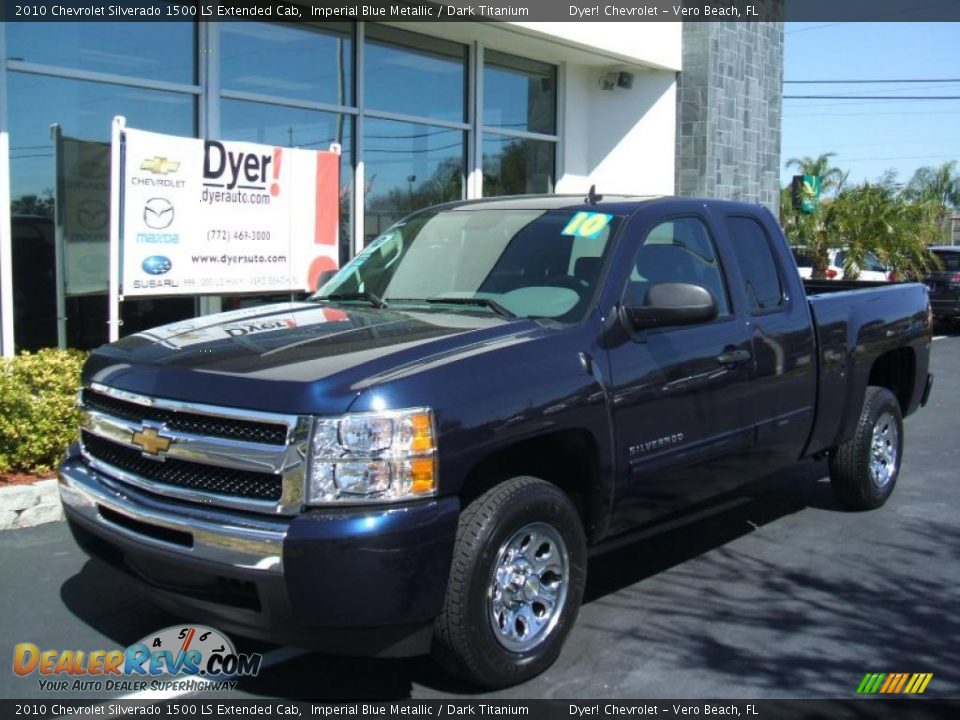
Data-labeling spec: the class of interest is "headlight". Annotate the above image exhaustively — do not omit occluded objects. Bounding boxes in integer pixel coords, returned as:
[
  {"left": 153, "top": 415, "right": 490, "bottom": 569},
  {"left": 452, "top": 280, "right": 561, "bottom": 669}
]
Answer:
[{"left": 306, "top": 407, "right": 437, "bottom": 504}]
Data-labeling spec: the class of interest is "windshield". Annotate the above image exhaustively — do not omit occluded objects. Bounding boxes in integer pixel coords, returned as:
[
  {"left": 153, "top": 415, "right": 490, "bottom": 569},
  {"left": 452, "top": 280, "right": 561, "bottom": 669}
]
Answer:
[
  {"left": 932, "top": 251, "right": 960, "bottom": 271},
  {"left": 835, "top": 250, "right": 886, "bottom": 272},
  {"left": 315, "top": 207, "right": 622, "bottom": 321}
]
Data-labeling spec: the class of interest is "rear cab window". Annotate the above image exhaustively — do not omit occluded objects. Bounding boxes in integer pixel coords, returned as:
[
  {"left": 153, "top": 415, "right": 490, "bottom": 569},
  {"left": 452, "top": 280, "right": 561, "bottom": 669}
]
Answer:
[{"left": 724, "top": 216, "right": 785, "bottom": 313}]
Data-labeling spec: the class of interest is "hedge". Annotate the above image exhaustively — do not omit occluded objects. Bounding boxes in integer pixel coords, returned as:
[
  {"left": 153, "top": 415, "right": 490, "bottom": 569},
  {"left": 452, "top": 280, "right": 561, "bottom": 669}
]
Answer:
[{"left": 0, "top": 349, "right": 87, "bottom": 474}]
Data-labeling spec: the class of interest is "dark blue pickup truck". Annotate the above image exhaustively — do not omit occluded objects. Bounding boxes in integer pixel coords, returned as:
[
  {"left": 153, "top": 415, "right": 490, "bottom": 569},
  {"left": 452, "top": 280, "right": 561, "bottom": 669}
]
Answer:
[{"left": 60, "top": 196, "right": 934, "bottom": 688}]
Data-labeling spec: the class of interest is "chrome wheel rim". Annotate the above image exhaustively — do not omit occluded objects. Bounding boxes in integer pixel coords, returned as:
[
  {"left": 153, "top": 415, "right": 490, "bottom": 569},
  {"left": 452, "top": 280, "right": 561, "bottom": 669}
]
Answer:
[
  {"left": 869, "top": 411, "right": 899, "bottom": 488},
  {"left": 488, "top": 522, "right": 570, "bottom": 652}
]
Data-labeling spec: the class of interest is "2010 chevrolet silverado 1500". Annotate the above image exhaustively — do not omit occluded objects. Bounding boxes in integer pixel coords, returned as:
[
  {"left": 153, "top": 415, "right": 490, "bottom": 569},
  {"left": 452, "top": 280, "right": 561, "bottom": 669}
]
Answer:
[{"left": 59, "top": 196, "right": 934, "bottom": 688}]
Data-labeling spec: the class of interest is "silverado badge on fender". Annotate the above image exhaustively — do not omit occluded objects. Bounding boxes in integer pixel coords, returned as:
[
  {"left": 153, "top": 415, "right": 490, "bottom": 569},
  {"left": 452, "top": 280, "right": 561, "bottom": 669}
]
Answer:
[{"left": 629, "top": 432, "right": 686, "bottom": 456}]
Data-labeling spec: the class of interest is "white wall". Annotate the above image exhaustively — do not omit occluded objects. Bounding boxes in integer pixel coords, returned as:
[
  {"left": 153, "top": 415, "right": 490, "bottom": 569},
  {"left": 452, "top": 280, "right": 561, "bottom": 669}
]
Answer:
[
  {"left": 509, "top": 23, "right": 682, "bottom": 71},
  {"left": 392, "top": 21, "right": 682, "bottom": 72},
  {"left": 557, "top": 65, "right": 677, "bottom": 197}
]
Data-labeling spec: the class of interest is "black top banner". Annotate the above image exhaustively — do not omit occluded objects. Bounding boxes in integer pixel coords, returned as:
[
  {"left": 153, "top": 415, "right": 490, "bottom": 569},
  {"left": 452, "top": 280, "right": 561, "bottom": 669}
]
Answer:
[
  {"left": 3, "top": 700, "right": 960, "bottom": 720},
  {"left": 2, "top": 0, "right": 960, "bottom": 22}
]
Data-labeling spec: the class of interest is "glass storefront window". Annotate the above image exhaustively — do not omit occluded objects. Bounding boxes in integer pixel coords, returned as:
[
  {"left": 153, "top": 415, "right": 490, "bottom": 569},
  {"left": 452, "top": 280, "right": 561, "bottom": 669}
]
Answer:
[
  {"left": 363, "top": 118, "right": 464, "bottom": 240},
  {"left": 364, "top": 26, "right": 466, "bottom": 123},
  {"left": 8, "top": 74, "right": 195, "bottom": 201},
  {"left": 6, "top": 22, "right": 195, "bottom": 85},
  {"left": 484, "top": 50, "right": 556, "bottom": 135},
  {"left": 7, "top": 72, "right": 197, "bottom": 350},
  {"left": 221, "top": 22, "right": 353, "bottom": 106},
  {"left": 482, "top": 136, "right": 555, "bottom": 197},
  {"left": 221, "top": 99, "right": 354, "bottom": 265}
]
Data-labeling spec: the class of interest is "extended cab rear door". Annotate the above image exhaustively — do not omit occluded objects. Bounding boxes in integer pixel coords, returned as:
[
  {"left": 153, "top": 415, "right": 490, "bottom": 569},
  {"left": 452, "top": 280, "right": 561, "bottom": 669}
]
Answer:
[
  {"left": 709, "top": 208, "right": 817, "bottom": 475},
  {"left": 606, "top": 211, "right": 755, "bottom": 533}
]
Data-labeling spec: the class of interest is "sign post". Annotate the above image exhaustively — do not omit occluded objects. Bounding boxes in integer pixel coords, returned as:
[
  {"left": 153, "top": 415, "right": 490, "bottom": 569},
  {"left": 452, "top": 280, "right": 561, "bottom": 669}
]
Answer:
[{"left": 108, "top": 116, "right": 125, "bottom": 343}]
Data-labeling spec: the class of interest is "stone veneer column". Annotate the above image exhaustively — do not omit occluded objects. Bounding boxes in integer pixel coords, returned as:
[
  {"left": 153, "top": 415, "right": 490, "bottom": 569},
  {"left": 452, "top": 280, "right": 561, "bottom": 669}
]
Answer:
[{"left": 676, "top": 14, "right": 784, "bottom": 215}]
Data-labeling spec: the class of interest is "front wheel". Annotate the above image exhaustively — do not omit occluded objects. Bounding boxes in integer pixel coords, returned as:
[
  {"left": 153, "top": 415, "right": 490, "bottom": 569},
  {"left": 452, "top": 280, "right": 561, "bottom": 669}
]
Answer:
[
  {"left": 829, "top": 386, "right": 904, "bottom": 510},
  {"left": 432, "top": 477, "right": 587, "bottom": 688}
]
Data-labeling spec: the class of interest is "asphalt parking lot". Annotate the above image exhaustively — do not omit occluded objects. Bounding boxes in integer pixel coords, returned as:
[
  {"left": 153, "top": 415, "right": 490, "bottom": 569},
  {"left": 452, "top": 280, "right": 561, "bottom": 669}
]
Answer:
[{"left": 3, "top": 329, "right": 958, "bottom": 702}]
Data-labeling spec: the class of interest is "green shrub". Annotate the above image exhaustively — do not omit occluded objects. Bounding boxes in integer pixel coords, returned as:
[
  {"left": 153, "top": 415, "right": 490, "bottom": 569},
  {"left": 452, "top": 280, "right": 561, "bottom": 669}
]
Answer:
[{"left": 0, "top": 348, "right": 87, "bottom": 474}]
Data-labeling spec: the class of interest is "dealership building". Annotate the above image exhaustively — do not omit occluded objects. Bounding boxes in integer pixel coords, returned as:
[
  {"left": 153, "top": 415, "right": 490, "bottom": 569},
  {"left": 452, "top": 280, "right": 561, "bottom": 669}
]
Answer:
[{"left": 0, "top": 18, "right": 782, "bottom": 354}]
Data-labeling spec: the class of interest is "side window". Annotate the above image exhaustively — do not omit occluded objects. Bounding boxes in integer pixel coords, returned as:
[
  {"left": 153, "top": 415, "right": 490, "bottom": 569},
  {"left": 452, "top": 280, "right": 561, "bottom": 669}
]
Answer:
[
  {"left": 725, "top": 216, "right": 785, "bottom": 312},
  {"left": 626, "top": 216, "right": 730, "bottom": 317}
]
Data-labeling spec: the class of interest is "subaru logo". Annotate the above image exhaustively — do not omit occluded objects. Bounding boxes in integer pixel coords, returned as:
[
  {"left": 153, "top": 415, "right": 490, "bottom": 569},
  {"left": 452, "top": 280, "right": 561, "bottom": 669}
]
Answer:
[{"left": 142, "top": 255, "right": 172, "bottom": 275}]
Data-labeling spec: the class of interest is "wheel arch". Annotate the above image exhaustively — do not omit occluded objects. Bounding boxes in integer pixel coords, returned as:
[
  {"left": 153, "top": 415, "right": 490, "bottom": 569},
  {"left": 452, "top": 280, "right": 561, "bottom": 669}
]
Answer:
[
  {"left": 868, "top": 347, "right": 916, "bottom": 415},
  {"left": 458, "top": 429, "right": 607, "bottom": 543}
]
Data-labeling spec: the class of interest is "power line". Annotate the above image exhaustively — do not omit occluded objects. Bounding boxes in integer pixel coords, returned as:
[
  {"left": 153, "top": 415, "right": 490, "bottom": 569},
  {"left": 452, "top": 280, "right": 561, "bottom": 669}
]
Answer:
[
  {"left": 784, "top": 95, "right": 960, "bottom": 100},
  {"left": 784, "top": 137, "right": 959, "bottom": 149},
  {"left": 785, "top": 78, "right": 960, "bottom": 84},
  {"left": 784, "top": 109, "right": 960, "bottom": 117},
  {"left": 809, "top": 154, "right": 958, "bottom": 163}
]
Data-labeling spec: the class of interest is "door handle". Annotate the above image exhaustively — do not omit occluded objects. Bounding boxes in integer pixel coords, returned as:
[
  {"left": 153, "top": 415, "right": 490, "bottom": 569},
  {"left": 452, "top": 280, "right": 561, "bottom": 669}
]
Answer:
[{"left": 716, "top": 349, "right": 751, "bottom": 365}]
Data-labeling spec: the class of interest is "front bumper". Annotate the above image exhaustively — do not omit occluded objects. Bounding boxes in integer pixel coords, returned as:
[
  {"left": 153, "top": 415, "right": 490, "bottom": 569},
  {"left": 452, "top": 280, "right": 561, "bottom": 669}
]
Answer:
[{"left": 59, "top": 451, "right": 460, "bottom": 657}]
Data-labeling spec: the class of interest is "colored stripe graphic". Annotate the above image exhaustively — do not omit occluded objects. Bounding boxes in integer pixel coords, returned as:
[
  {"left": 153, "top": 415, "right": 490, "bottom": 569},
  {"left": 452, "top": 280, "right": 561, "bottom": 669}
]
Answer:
[
  {"left": 857, "top": 672, "right": 933, "bottom": 694},
  {"left": 857, "top": 673, "right": 885, "bottom": 694}
]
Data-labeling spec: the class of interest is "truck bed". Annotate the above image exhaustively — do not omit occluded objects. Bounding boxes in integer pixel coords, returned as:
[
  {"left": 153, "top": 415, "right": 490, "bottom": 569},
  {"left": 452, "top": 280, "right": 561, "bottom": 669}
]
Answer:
[{"left": 804, "top": 281, "right": 931, "bottom": 456}]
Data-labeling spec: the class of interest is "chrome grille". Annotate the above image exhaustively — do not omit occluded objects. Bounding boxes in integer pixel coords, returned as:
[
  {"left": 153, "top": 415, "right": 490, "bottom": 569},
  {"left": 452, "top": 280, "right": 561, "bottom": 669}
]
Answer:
[
  {"left": 82, "top": 431, "right": 282, "bottom": 501},
  {"left": 81, "top": 389, "right": 288, "bottom": 445},
  {"left": 78, "top": 384, "right": 309, "bottom": 514}
]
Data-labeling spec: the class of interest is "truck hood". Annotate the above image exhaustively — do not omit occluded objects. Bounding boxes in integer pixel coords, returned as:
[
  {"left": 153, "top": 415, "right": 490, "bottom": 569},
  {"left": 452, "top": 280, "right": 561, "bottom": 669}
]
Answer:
[{"left": 83, "top": 301, "right": 542, "bottom": 414}]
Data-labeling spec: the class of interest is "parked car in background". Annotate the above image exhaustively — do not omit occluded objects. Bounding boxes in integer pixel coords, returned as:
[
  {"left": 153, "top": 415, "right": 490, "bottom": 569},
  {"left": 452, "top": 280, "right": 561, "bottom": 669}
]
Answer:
[
  {"left": 926, "top": 246, "right": 960, "bottom": 324},
  {"left": 792, "top": 247, "right": 892, "bottom": 281}
]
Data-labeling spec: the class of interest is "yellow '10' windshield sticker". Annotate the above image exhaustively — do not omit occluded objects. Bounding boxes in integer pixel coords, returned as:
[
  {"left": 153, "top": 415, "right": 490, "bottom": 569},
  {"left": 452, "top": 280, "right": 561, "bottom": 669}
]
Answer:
[{"left": 561, "top": 211, "right": 613, "bottom": 239}]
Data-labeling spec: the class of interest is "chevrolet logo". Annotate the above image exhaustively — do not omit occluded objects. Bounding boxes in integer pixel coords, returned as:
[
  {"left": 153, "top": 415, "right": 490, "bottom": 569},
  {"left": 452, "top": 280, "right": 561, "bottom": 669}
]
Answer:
[
  {"left": 131, "top": 427, "right": 173, "bottom": 456},
  {"left": 140, "top": 157, "right": 180, "bottom": 175}
]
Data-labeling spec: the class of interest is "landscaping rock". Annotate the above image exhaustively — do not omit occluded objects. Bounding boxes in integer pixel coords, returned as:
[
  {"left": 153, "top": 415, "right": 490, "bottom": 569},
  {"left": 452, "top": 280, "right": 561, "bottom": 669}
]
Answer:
[
  {"left": 15, "top": 503, "right": 64, "bottom": 528},
  {"left": 0, "top": 485, "right": 39, "bottom": 513},
  {"left": 35, "top": 478, "right": 60, "bottom": 504},
  {"left": 0, "top": 510, "right": 17, "bottom": 531}
]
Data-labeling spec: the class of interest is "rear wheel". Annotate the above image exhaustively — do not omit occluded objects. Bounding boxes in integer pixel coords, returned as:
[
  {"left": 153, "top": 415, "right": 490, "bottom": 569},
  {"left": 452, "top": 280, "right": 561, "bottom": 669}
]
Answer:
[
  {"left": 433, "top": 477, "right": 586, "bottom": 688},
  {"left": 829, "top": 386, "right": 904, "bottom": 510}
]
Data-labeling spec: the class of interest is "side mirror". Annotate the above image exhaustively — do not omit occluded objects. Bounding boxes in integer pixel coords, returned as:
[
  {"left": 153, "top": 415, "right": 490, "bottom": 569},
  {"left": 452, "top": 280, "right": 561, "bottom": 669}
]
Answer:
[
  {"left": 621, "top": 282, "right": 718, "bottom": 330},
  {"left": 313, "top": 269, "right": 338, "bottom": 293}
]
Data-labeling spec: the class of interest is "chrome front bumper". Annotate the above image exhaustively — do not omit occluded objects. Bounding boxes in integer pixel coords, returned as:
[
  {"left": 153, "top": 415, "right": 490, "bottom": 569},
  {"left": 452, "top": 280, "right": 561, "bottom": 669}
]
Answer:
[
  {"left": 58, "top": 447, "right": 461, "bottom": 655},
  {"left": 58, "top": 451, "right": 289, "bottom": 575}
]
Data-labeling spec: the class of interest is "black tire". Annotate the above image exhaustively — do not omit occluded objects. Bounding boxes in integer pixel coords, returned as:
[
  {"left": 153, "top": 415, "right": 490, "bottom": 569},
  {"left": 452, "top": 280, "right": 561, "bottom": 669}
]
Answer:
[
  {"left": 829, "top": 386, "right": 904, "bottom": 510},
  {"left": 432, "top": 476, "right": 587, "bottom": 689}
]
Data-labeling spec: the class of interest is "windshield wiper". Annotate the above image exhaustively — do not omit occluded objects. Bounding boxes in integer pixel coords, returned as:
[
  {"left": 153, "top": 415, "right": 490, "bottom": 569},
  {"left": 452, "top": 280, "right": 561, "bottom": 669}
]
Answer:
[
  {"left": 318, "top": 291, "right": 387, "bottom": 309},
  {"left": 425, "top": 297, "right": 516, "bottom": 318}
]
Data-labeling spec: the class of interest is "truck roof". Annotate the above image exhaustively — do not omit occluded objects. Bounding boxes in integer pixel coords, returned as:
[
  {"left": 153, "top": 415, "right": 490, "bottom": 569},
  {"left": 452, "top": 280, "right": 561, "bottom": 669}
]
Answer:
[{"left": 428, "top": 194, "right": 773, "bottom": 218}]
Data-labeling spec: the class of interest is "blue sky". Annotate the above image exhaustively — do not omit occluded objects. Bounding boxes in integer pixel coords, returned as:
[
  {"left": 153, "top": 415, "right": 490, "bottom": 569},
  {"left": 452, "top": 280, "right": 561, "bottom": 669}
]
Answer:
[{"left": 781, "top": 22, "right": 960, "bottom": 188}]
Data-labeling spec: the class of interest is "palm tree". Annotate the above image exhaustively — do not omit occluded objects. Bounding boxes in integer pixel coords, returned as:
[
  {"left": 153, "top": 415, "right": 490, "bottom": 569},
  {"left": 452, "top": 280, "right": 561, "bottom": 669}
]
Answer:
[
  {"left": 784, "top": 152, "right": 847, "bottom": 196},
  {"left": 825, "top": 181, "right": 940, "bottom": 280},
  {"left": 903, "top": 161, "right": 960, "bottom": 240}
]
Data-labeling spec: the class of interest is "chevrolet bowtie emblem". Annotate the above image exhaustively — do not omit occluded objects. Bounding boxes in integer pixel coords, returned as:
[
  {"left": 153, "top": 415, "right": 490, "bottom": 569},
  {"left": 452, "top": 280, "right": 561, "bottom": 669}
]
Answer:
[
  {"left": 132, "top": 427, "right": 173, "bottom": 456},
  {"left": 140, "top": 157, "right": 181, "bottom": 175}
]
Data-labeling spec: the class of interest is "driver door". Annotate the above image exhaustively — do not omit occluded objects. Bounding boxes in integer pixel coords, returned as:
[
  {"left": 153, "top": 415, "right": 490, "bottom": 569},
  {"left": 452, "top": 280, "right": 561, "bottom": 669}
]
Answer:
[{"left": 606, "top": 214, "right": 754, "bottom": 534}]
